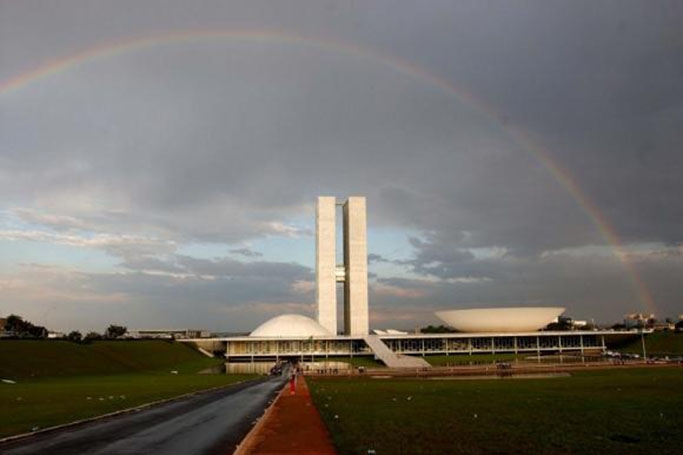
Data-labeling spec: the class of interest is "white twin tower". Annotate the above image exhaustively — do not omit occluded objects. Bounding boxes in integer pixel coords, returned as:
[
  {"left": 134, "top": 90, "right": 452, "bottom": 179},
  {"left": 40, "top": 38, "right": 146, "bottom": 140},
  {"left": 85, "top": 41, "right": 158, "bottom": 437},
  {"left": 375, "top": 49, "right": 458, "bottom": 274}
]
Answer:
[{"left": 316, "top": 196, "right": 369, "bottom": 336}]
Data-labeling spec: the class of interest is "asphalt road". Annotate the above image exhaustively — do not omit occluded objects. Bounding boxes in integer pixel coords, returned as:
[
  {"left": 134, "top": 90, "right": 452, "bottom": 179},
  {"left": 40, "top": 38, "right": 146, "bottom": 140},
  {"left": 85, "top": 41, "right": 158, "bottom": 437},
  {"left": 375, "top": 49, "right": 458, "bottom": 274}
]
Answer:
[{"left": 0, "top": 376, "right": 287, "bottom": 455}]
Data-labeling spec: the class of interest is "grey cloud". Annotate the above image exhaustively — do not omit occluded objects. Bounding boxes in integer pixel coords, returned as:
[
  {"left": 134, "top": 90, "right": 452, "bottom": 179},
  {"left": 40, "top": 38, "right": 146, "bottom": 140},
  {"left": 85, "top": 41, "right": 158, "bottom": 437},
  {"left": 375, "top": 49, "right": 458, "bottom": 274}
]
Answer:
[
  {"left": 117, "top": 253, "right": 312, "bottom": 283},
  {"left": 8, "top": 259, "right": 316, "bottom": 332},
  {"left": 1, "top": 1, "right": 682, "bottom": 329},
  {"left": 175, "top": 256, "right": 312, "bottom": 281},
  {"left": 368, "top": 253, "right": 388, "bottom": 264},
  {"left": 230, "top": 248, "right": 263, "bottom": 258},
  {"left": 370, "top": 246, "right": 683, "bottom": 326},
  {"left": 119, "top": 256, "right": 186, "bottom": 274}
]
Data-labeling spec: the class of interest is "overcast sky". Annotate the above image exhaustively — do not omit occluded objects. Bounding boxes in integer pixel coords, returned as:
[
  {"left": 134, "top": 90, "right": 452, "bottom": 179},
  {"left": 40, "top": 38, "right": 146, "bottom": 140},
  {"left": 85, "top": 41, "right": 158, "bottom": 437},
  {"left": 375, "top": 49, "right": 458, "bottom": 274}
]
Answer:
[{"left": 1, "top": 1, "right": 682, "bottom": 333}]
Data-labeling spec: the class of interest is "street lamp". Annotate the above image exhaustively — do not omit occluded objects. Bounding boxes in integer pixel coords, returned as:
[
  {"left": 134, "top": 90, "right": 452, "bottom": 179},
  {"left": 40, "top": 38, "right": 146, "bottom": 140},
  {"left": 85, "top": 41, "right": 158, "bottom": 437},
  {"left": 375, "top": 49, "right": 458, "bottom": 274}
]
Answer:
[{"left": 640, "top": 329, "right": 647, "bottom": 360}]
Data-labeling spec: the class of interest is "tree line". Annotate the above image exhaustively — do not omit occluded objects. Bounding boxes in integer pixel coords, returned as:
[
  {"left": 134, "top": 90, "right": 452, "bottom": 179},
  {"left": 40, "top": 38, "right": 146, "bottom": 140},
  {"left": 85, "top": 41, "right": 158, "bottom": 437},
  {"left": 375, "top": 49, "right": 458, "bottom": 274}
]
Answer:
[{"left": 2, "top": 314, "right": 127, "bottom": 342}]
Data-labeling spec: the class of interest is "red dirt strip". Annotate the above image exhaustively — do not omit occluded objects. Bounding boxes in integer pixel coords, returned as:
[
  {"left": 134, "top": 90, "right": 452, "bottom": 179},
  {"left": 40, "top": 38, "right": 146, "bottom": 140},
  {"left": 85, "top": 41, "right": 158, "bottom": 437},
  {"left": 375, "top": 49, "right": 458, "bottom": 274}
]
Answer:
[{"left": 239, "top": 376, "right": 336, "bottom": 455}]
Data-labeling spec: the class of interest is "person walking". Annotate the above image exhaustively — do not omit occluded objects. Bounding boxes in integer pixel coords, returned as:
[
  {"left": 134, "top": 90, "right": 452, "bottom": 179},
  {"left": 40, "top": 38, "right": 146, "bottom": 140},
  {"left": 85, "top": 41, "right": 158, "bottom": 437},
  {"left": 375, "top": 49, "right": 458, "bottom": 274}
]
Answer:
[{"left": 289, "top": 372, "right": 297, "bottom": 395}]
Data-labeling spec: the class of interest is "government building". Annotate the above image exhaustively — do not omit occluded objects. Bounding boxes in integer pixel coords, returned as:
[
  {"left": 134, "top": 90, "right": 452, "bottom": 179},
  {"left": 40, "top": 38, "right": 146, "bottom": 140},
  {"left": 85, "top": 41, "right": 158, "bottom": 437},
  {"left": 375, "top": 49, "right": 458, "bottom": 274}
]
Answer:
[{"left": 184, "top": 197, "right": 640, "bottom": 368}]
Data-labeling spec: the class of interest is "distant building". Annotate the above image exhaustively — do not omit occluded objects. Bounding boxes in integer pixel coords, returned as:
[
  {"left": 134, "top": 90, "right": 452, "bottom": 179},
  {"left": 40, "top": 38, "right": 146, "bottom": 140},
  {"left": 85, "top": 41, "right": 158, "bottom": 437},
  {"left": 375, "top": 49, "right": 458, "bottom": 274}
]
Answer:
[
  {"left": 652, "top": 321, "right": 675, "bottom": 331},
  {"left": 624, "top": 313, "right": 656, "bottom": 329},
  {"left": 180, "top": 197, "right": 647, "bottom": 367},
  {"left": 131, "top": 329, "right": 211, "bottom": 339}
]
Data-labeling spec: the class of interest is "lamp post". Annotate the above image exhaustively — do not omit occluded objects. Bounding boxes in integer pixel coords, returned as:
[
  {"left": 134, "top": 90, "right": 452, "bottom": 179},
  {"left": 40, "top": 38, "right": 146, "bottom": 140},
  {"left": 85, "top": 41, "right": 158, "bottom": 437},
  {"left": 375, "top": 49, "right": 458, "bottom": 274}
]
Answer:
[{"left": 640, "top": 329, "right": 647, "bottom": 361}]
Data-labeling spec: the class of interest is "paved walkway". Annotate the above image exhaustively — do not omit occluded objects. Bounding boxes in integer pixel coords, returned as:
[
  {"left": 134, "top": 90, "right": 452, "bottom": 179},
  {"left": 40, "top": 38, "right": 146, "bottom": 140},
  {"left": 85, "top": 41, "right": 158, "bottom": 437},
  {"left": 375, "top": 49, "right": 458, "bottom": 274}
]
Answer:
[{"left": 242, "top": 376, "right": 336, "bottom": 455}]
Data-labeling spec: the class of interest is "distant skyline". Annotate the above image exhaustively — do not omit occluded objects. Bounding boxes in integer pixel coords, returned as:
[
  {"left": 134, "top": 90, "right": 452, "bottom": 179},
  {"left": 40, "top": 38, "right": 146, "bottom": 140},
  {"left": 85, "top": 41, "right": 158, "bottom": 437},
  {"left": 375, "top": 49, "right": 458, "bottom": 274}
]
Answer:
[{"left": 1, "top": 1, "right": 682, "bottom": 332}]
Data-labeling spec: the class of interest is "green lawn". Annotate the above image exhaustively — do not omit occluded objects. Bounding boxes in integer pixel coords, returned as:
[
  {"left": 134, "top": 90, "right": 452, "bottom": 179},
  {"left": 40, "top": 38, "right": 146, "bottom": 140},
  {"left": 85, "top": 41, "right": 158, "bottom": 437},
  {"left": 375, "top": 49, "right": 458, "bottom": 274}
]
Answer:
[
  {"left": 0, "top": 340, "right": 254, "bottom": 438},
  {"left": 422, "top": 353, "right": 525, "bottom": 366},
  {"left": 0, "top": 340, "right": 223, "bottom": 379},
  {"left": 619, "top": 331, "right": 683, "bottom": 357},
  {"left": 309, "top": 367, "right": 683, "bottom": 455},
  {"left": 0, "top": 373, "right": 254, "bottom": 438}
]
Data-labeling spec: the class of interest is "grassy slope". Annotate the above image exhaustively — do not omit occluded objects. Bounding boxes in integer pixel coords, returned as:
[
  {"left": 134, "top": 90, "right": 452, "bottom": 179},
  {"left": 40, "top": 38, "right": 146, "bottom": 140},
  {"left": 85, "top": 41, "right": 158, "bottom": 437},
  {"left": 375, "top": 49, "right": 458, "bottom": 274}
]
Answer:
[
  {"left": 0, "top": 340, "right": 222, "bottom": 380},
  {"left": 0, "top": 340, "right": 255, "bottom": 438},
  {"left": 619, "top": 331, "right": 683, "bottom": 356},
  {"left": 309, "top": 368, "right": 683, "bottom": 455}
]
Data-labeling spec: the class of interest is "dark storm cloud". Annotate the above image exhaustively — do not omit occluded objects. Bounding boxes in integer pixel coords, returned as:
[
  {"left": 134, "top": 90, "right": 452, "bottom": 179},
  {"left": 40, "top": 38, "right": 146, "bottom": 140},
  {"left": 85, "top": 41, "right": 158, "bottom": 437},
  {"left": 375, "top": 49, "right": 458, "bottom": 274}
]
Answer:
[
  {"left": 1, "top": 1, "right": 682, "bottom": 328},
  {"left": 370, "top": 247, "right": 683, "bottom": 325},
  {"left": 378, "top": 1, "right": 683, "bottom": 246}
]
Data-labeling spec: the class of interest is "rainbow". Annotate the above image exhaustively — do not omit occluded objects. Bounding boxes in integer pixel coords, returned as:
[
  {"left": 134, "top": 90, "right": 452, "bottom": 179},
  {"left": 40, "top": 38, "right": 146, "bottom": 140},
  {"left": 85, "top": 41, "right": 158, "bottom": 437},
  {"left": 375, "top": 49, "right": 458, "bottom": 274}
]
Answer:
[{"left": 0, "top": 29, "right": 656, "bottom": 313}]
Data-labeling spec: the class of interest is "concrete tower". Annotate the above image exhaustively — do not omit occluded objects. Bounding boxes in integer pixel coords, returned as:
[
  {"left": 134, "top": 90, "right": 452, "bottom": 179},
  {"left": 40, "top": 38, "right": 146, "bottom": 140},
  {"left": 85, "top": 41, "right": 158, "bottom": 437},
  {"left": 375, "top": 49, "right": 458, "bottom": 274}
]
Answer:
[
  {"left": 343, "top": 197, "right": 369, "bottom": 336},
  {"left": 315, "top": 196, "right": 369, "bottom": 336},
  {"left": 316, "top": 196, "right": 337, "bottom": 334}
]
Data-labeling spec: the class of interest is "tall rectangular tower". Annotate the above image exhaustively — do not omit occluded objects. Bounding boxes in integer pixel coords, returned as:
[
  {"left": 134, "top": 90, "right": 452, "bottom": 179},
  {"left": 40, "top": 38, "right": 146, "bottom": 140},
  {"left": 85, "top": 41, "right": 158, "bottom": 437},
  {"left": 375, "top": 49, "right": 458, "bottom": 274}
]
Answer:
[
  {"left": 343, "top": 196, "right": 369, "bottom": 336},
  {"left": 316, "top": 196, "right": 337, "bottom": 334}
]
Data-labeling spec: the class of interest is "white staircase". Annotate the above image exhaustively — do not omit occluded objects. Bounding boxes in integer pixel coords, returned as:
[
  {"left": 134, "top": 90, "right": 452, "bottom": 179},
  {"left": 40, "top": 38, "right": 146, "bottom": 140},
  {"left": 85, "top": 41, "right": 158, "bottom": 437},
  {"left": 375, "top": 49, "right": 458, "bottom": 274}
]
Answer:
[{"left": 363, "top": 335, "right": 431, "bottom": 369}]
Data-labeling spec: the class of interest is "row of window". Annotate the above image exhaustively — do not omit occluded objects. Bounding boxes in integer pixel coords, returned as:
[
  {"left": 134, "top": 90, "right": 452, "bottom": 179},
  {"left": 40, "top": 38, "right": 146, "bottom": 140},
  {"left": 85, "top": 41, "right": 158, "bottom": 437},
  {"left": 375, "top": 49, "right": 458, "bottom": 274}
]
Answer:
[
  {"left": 227, "top": 335, "right": 602, "bottom": 356},
  {"left": 385, "top": 335, "right": 601, "bottom": 353},
  {"left": 228, "top": 339, "right": 369, "bottom": 355}
]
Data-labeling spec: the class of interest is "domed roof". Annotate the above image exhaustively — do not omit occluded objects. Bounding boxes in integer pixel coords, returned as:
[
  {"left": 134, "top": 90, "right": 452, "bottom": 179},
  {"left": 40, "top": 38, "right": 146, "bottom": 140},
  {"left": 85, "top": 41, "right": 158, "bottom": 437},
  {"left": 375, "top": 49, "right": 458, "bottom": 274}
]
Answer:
[
  {"left": 250, "top": 314, "right": 333, "bottom": 337},
  {"left": 436, "top": 307, "right": 565, "bottom": 333}
]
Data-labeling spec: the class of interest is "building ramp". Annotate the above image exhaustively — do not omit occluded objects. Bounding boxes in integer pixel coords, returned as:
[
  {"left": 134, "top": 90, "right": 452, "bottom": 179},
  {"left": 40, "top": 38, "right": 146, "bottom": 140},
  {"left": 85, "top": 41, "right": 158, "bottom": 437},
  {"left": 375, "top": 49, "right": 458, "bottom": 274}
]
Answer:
[{"left": 363, "top": 335, "right": 431, "bottom": 369}]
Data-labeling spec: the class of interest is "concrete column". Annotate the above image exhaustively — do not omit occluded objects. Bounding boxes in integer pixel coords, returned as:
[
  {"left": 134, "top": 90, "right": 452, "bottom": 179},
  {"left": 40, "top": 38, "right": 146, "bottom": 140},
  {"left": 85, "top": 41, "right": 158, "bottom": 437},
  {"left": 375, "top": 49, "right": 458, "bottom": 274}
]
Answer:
[
  {"left": 316, "top": 196, "right": 337, "bottom": 334},
  {"left": 343, "top": 197, "right": 369, "bottom": 335}
]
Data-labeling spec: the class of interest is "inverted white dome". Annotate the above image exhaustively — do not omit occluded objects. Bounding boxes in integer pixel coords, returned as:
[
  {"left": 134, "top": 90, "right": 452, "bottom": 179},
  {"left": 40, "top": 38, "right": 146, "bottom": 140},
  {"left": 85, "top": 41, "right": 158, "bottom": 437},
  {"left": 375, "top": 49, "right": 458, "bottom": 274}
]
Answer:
[
  {"left": 250, "top": 314, "right": 333, "bottom": 337},
  {"left": 436, "top": 307, "right": 565, "bottom": 333}
]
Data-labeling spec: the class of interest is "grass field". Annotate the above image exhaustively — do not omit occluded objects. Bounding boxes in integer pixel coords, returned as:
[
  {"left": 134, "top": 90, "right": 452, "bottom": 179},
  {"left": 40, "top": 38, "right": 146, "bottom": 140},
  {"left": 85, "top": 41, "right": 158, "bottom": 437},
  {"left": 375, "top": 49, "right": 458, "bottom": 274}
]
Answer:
[
  {"left": 422, "top": 353, "right": 525, "bottom": 366},
  {"left": 620, "top": 331, "right": 683, "bottom": 357},
  {"left": 0, "top": 340, "right": 222, "bottom": 379},
  {"left": 309, "top": 367, "right": 683, "bottom": 455},
  {"left": 0, "top": 340, "right": 254, "bottom": 438},
  {"left": 0, "top": 373, "right": 252, "bottom": 439}
]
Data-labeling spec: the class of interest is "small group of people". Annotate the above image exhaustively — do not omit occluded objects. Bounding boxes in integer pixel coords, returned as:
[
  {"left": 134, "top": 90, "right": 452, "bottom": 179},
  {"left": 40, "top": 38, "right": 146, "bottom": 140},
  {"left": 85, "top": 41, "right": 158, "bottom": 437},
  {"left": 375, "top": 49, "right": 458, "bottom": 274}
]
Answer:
[{"left": 311, "top": 367, "right": 340, "bottom": 375}]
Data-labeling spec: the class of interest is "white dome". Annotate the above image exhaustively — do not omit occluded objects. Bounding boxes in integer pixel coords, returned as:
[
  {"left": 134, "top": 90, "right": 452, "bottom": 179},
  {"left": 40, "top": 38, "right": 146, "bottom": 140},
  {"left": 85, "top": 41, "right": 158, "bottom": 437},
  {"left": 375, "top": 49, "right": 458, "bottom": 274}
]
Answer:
[
  {"left": 250, "top": 314, "right": 333, "bottom": 337},
  {"left": 436, "top": 307, "right": 565, "bottom": 333}
]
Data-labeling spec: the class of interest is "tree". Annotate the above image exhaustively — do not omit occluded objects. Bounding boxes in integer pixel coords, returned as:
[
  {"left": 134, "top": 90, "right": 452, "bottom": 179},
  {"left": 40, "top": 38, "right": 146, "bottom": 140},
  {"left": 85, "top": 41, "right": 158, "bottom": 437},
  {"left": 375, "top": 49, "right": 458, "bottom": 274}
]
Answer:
[
  {"left": 4, "top": 314, "right": 47, "bottom": 338},
  {"left": 105, "top": 325, "right": 127, "bottom": 339},
  {"left": 27, "top": 324, "right": 48, "bottom": 338},
  {"left": 421, "top": 325, "right": 457, "bottom": 334},
  {"left": 67, "top": 331, "right": 82, "bottom": 343},
  {"left": 5, "top": 314, "right": 25, "bottom": 333},
  {"left": 83, "top": 331, "right": 102, "bottom": 343},
  {"left": 675, "top": 320, "right": 683, "bottom": 333}
]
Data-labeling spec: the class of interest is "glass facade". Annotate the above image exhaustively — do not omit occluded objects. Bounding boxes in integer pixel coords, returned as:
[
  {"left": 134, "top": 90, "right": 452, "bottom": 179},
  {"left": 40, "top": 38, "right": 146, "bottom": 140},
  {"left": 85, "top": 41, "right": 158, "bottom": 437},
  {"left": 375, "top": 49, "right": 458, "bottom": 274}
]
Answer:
[{"left": 223, "top": 333, "right": 606, "bottom": 359}]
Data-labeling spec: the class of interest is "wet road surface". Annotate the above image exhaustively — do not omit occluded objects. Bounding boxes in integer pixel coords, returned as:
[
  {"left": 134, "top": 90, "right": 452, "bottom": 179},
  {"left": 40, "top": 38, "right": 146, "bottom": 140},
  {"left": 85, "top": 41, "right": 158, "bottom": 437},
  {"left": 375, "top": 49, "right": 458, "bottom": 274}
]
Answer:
[{"left": 0, "top": 376, "right": 286, "bottom": 455}]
